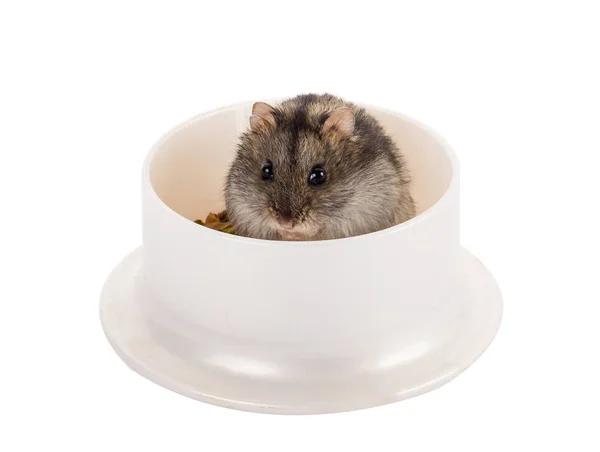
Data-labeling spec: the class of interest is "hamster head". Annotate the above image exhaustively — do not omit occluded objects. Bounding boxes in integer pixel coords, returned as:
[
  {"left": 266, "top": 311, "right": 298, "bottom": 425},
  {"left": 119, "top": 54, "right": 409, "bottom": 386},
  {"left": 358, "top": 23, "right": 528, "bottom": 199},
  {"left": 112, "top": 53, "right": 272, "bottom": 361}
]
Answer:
[{"left": 225, "top": 93, "right": 414, "bottom": 241}]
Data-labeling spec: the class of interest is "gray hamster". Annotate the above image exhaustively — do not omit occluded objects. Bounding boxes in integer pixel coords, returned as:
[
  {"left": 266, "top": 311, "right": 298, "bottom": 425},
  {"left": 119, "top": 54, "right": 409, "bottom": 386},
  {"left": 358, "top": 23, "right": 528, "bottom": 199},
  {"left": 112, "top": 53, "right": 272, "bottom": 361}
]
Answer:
[{"left": 224, "top": 93, "right": 415, "bottom": 241}]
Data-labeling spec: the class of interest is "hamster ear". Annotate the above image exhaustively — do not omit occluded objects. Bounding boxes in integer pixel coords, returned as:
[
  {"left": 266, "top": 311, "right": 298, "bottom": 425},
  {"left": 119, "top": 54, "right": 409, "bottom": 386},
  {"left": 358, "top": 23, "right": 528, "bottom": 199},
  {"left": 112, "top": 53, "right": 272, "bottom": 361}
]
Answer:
[
  {"left": 250, "top": 102, "right": 276, "bottom": 131},
  {"left": 322, "top": 107, "right": 355, "bottom": 138}
]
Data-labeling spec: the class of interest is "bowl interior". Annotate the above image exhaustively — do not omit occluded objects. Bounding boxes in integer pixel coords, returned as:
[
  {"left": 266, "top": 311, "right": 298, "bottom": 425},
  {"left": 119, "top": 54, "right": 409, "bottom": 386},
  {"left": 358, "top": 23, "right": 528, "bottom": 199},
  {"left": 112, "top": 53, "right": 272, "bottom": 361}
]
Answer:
[{"left": 147, "top": 103, "right": 456, "bottom": 224}]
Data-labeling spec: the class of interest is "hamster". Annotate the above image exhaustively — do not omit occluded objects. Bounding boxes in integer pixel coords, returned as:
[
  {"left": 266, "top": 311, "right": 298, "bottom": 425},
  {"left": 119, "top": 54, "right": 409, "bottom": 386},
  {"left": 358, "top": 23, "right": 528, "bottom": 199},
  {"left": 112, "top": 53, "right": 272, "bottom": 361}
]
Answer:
[{"left": 224, "top": 93, "right": 415, "bottom": 241}]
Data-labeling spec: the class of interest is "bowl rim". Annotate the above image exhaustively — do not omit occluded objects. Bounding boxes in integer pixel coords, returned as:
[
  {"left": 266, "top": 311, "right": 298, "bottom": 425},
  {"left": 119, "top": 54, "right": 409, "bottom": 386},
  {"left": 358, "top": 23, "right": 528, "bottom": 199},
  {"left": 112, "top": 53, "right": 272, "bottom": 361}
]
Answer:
[{"left": 142, "top": 98, "right": 460, "bottom": 247}]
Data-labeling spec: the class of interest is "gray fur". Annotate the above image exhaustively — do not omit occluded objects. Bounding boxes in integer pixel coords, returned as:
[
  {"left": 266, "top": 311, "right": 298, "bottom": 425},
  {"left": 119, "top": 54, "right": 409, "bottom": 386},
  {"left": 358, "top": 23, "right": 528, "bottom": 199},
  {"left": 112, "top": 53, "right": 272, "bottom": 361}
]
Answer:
[{"left": 224, "top": 93, "right": 415, "bottom": 241}]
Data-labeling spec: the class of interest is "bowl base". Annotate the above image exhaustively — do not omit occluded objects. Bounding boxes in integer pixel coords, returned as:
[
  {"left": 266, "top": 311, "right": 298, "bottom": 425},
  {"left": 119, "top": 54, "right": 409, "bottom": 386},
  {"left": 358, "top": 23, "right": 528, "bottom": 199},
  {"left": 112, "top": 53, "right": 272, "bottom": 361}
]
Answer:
[{"left": 99, "top": 246, "right": 502, "bottom": 415}]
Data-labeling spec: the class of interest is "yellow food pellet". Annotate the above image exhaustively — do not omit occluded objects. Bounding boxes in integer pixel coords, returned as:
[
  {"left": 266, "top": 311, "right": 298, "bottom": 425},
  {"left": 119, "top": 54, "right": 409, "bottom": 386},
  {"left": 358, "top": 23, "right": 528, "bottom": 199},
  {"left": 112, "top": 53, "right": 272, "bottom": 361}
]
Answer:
[{"left": 194, "top": 210, "right": 236, "bottom": 235}]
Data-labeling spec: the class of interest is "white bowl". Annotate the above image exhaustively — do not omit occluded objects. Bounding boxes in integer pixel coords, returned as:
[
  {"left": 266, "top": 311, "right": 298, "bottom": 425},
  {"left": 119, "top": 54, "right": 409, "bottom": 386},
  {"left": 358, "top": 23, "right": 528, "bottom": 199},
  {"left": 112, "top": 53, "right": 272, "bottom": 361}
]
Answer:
[{"left": 99, "top": 100, "right": 503, "bottom": 414}]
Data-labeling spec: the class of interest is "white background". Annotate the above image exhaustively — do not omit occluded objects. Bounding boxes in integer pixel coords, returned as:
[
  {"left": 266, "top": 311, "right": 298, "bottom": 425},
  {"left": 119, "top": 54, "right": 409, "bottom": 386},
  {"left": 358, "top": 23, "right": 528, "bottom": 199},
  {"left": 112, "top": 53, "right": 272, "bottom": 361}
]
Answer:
[{"left": 1, "top": 1, "right": 599, "bottom": 451}]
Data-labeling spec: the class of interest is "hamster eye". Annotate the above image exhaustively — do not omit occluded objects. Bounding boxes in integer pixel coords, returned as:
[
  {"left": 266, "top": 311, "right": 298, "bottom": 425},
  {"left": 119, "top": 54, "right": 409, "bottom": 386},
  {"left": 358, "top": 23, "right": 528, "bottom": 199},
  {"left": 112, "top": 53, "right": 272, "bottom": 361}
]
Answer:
[
  {"left": 308, "top": 166, "right": 327, "bottom": 186},
  {"left": 261, "top": 161, "right": 274, "bottom": 181}
]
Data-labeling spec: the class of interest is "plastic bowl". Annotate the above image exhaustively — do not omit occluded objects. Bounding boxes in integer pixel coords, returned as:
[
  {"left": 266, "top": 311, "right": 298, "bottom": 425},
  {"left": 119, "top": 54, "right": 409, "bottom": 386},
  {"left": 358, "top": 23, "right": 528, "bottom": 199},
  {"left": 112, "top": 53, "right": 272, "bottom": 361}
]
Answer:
[{"left": 99, "top": 100, "right": 502, "bottom": 414}]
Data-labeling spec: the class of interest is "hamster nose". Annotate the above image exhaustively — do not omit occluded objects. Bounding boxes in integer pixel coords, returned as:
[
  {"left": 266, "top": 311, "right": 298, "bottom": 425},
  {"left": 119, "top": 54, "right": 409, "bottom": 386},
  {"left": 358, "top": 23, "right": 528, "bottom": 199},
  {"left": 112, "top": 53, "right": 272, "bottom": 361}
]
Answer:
[{"left": 278, "top": 219, "right": 296, "bottom": 230}]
